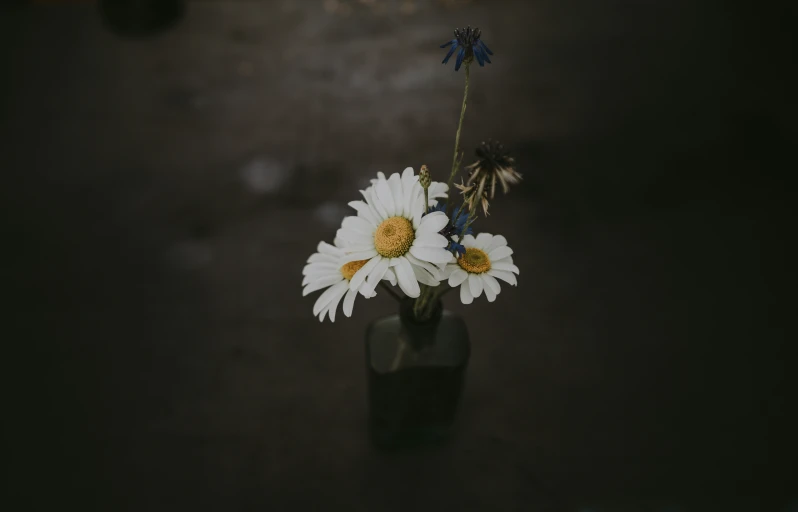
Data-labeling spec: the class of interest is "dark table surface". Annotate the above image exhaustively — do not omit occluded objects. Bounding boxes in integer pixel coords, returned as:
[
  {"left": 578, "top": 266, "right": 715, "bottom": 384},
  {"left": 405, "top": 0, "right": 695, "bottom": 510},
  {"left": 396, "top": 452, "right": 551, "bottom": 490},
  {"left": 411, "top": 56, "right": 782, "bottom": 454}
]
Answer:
[{"left": 2, "top": 1, "right": 795, "bottom": 510}]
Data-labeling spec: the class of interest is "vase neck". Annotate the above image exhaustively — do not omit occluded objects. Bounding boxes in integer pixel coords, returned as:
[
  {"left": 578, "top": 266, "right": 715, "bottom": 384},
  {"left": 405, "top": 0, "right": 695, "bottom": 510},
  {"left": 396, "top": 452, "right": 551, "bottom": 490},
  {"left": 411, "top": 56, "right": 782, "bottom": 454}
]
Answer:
[{"left": 399, "top": 298, "right": 442, "bottom": 349}]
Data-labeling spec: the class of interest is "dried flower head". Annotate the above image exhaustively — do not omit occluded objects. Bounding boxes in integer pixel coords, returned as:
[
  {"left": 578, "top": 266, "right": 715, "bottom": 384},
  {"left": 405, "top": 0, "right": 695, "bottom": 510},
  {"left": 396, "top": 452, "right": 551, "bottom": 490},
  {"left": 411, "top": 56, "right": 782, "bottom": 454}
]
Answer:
[
  {"left": 455, "top": 179, "right": 490, "bottom": 216},
  {"left": 464, "top": 140, "right": 521, "bottom": 202},
  {"left": 440, "top": 26, "right": 493, "bottom": 71}
]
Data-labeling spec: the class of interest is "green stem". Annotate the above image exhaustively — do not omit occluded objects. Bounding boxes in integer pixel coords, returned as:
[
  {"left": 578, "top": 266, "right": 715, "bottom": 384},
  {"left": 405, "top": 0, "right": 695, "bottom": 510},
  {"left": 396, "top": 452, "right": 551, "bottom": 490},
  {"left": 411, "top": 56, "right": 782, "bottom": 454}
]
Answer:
[
  {"left": 420, "top": 284, "right": 455, "bottom": 319},
  {"left": 455, "top": 204, "right": 479, "bottom": 244},
  {"left": 413, "top": 284, "right": 429, "bottom": 319},
  {"left": 446, "top": 62, "right": 471, "bottom": 214}
]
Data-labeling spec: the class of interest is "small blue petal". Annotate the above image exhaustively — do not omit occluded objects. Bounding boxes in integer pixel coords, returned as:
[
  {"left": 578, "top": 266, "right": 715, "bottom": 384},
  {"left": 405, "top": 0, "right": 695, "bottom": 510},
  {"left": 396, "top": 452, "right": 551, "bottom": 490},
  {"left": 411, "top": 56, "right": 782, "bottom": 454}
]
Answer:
[
  {"left": 442, "top": 41, "right": 458, "bottom": 64},
  {"left": 474, "top": 45, "right": 485, "bottom": 66},
  {"left": 429, "top": 202, "right": 446, "bottom": 214},
  {"left": 440, "top": 40, "right": 454, "bottom": 48},
  {"left": 476, "top": 45, "right": 491, "bottom": 65},
  {"left": 450, "top": 242, "right": 467, "bottom": 257},
  {"left": 454, "top": 47, "right": 465, "bottom": 71},
  {"left": 480, "top": 40, "right": 493, "bottom": 55}
]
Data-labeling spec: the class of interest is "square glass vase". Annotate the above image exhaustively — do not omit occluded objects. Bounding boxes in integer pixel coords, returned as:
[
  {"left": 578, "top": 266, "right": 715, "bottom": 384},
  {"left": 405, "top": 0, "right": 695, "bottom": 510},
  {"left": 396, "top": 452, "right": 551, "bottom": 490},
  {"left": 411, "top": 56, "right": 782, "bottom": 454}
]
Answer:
[{"left": 366, "top": 298, "right": 470, "bottom": 449}]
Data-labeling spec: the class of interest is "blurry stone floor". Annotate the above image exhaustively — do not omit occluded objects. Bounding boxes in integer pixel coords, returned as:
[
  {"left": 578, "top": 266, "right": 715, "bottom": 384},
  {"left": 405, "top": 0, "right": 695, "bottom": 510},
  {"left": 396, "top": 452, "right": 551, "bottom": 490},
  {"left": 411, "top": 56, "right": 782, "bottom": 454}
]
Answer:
[{"left": 1, "top": 1, "right": 795, "bottom": 511}]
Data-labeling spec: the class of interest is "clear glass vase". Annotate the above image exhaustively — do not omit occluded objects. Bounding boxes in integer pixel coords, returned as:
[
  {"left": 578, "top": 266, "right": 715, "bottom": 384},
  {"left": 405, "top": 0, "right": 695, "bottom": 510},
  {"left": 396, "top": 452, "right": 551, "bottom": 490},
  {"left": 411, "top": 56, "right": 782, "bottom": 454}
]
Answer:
[{"left": 366, "top": 297, "right": 470, "bottom": 449}]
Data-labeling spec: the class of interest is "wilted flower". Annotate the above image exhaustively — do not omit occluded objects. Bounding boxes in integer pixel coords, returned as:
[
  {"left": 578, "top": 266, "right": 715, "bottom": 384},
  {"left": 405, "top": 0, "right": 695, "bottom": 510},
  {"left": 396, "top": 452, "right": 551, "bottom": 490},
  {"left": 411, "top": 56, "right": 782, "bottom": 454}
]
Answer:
[
  {"left": 440, "top": 26, "right": 493, "bottom": 71},
  {"left": 455, "top": 179, "right": 490, "bottom": 216},
  {"left": 464, "top": 139, "right": 521, "bottom": 203}
]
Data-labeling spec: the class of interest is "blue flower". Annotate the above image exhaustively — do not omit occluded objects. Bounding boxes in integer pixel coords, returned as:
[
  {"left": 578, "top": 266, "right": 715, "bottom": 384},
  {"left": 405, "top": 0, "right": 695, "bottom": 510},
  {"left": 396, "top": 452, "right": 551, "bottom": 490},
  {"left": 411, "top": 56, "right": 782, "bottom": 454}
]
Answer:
[
  {"left": 440, "top": 26, "right": 493, "bottom": 71},
  {"left": 427, "top": 202, "right": 473, "bottom": 257}
]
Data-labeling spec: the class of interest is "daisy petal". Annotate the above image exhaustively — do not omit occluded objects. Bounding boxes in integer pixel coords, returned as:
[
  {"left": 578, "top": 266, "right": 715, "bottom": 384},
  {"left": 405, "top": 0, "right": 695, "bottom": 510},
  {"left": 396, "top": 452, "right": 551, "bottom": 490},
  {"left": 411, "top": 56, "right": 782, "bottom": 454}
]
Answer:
[
  {"left": 347, "top": 201, "right": 379, "bottom": 227},
  {"left": 365, "top": 187, "right": 388, "bottom": 220},
  {"left": 336, "top": 229, "right": 373, "bottom": 246},
  {"left": 401, "top": 167, "right": 418, "bottom": 216},
  {"left": 340, "top": 249, "right": 378, "bottom": 264},
  {"left": 384, "top": 267, "right": 398, "bottom": 286},
  {"left": 409, "top": 245, "right": 452, "bottom": 264},
  {"left": 484, "top": 234, "right": 508, "bottom": 253},
  {"left": 349, "top": 255, "right": 381, "bottom": 291},
  {"left": 375, "top": 179, "right": 396, "bottom": 217},
  {"left": 302, "top": 262, "right": 338, "bottom": 275},
  {"left": 406, "top": 252, "right": 444, "bottom": 279},
  {"left": 448, "top": 268, "right": 468, "bottom": 287},
  {"left": 460, "top": 281, "right": 473, "bottom": 304},
  {"left": 394, "top": 257, "right": 421, "bottom": 298},
  {"left": 417, "top": 211, "right": 449, "bottom": 234},
  {"left": 413, "top": 231, "right": 448, "bottom": 248},
  {"left": 488, "top": 269, "right": 517, "bottom": 286},
  {"left": 326, "top": 284, "right": 348, "bottom": 322},
  {"left": 303, "top": 274, "right": 343, "bottom": 296},
  {"left": 388, "top": 173, "right": 403, "bottom": 217},
  {"left": 475, "top": 233, "right": 493, "bottom": 249},
  {"left": 427, "top": 181, "right": 448, "bottom": 204},
  {"left": 342, "top": 288, "right": 358, "bottom": 317},
  {"left": 302, "top": 271, "right": 337, "bottom": 286},
  {"left": 313, "top": 280, "right": 349, "bottom": 316},
  {"left": 468, "top": 273, "right": 483, "bottom": 299},
  {"left": 481, "top": 273, "right": 502, "bottom": 295},
  {"left": 317, "top": 241, "right": 340, "bottom": 256},
  {"left": 307, "top": 252, "right": 338, "bottom": 264},
  {"left": 482, "top": 275, "right": 497, "bottom": 302},
  {"left": 412, "top": 265, "right": 440, "bottom": 286},
  {"left": 410, "top": 191, "right": 425, "bottom": 229},
  {"left": 342, "top": 216, "right": 375, "bottom": 235},
  {"left": 460, "top": 234, "right": 477, "bottom": 248},
  {"left": 362, "top": 256, "right": 391, "bottom": 295},
  {"left": 491, "top": 261, "right": 520, "bottom": 274},
  {"left": 489, "top": 245, "right": 514, "bottom": 261}
]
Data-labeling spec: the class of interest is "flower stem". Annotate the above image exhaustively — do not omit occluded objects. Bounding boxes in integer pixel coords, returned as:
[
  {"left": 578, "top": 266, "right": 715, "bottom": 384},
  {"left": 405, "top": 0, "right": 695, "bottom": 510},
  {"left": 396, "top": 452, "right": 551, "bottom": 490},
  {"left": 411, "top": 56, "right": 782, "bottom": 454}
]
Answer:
[
  {"left": 379, "top": 281, "right": 402, "bottom": 303},
  {"left": 413, "top": 284, "right": 429, "bottom": 319},
  {"left": 455, "top": 202, "right": 479, "bottom": 244},
  {"left": 446, "top": 62, "right": 471, "bottom": 214}
]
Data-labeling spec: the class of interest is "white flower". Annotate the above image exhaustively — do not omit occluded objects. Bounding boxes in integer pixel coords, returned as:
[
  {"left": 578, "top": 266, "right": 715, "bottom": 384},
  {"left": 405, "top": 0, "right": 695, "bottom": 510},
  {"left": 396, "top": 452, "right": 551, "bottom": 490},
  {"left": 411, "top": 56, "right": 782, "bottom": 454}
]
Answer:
[
  {"left": 337, "top": 167, "right": 453, "bottom": 298},
  {"left": 444, "top": 233, "right": 520, "bottom": 304},
  {"left": 302, "top": 238, "right": 397, "bottom": 322}
]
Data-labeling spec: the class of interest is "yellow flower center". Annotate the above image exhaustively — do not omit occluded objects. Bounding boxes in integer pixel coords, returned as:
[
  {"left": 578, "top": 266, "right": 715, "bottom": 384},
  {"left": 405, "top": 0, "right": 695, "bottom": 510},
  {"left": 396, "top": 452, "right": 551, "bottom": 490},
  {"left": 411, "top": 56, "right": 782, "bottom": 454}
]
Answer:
[
  {"left": 374, "top": 216, "right": 415, "bottom": 258},
  {"left": 340, "top": 259, "right": 369, "bottom": 281},
  {"left": 457, "top": 247, "right": 491, "bottom": 274}
]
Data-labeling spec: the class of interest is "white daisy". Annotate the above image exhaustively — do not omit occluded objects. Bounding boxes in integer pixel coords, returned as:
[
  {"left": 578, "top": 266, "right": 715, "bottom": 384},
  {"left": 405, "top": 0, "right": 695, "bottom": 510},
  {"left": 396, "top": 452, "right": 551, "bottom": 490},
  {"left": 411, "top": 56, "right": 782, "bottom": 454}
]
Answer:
[
  {"left": 444, "top": 233, "right": 520, "bottom": 304},
  {"left": 337, "top": 167, "right": 453, "bottom": 298},
  {"left": 302, "top": 238, "right": 397, "bottom": 322}
]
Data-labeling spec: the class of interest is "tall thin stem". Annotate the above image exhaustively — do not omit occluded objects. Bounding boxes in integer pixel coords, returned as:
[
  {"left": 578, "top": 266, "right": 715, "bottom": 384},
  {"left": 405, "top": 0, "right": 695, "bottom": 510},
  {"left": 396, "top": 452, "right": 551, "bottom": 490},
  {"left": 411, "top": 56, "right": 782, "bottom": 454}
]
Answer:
[
  {"left": 455, "top": 205, "right": 479, "bottom": 244},
  {"left": 446, "top": 62, "right": 471, "bottom": 214}
]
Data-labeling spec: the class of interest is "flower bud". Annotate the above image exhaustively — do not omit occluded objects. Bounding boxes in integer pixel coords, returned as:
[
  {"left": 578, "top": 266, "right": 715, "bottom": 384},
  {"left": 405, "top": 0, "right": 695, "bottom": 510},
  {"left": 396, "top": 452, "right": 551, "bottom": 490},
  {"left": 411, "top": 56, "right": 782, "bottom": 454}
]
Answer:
[{"left": 419, "top": 165, "right": 431, "bottom": 189}]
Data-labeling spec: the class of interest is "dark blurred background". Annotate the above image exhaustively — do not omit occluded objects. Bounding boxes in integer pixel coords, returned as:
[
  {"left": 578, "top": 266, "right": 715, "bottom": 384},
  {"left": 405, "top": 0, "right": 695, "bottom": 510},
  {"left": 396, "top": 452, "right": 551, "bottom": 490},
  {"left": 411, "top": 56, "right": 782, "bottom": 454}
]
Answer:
[{"left": 1, "top": 0, "right": 795, "bottom": 510}]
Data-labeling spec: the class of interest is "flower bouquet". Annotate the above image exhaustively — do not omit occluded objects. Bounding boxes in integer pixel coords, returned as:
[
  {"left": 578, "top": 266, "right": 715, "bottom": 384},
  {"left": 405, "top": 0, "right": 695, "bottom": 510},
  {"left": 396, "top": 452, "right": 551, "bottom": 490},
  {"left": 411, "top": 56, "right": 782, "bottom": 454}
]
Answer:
[{"left": 301, "top": 27, "right": 521, "bottom": 448}]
